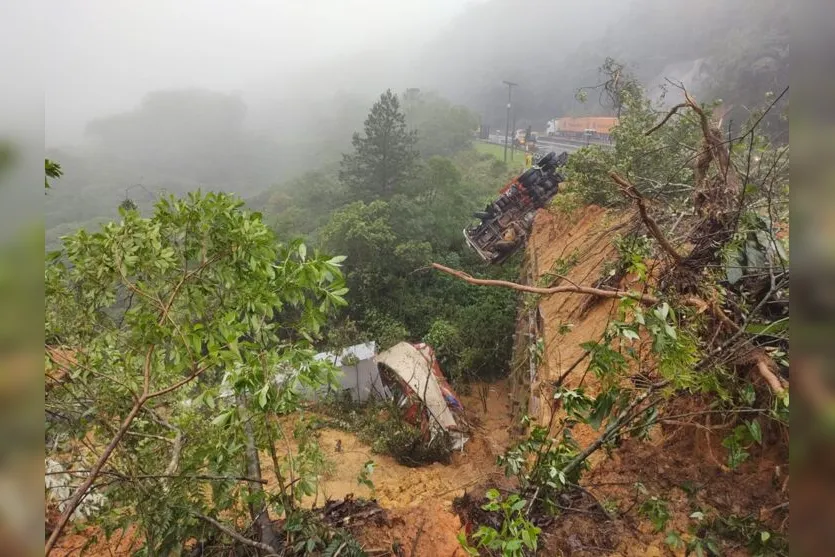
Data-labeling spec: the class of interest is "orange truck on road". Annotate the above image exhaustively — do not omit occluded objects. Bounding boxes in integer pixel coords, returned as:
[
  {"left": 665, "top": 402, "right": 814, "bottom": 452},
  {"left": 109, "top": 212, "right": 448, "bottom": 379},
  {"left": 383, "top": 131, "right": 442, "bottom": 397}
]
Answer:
[{"left": 546, "top": 116, "right": 618, "bottom": 140}]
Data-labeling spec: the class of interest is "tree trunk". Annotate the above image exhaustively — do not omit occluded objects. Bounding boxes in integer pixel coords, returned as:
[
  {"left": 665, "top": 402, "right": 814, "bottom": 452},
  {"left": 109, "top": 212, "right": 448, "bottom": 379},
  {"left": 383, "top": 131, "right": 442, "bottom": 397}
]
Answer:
[{"left": 237, "top": 393, "right": 281, "bottom": 552}]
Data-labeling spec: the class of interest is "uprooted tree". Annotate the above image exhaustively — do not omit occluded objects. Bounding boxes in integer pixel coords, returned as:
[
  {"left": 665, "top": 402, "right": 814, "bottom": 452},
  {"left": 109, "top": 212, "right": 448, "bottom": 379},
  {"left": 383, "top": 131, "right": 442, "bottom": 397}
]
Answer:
[
  {"left": 44, "top": 192, "right": 365, "bottom": 555},
  {"left": 443, "top": 61, "right": 789, "bottom": 554}
]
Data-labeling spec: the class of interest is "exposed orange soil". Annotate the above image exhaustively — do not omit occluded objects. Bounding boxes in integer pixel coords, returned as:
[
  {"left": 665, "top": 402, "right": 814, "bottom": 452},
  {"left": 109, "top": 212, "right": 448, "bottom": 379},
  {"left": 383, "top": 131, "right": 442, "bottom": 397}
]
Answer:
[
  {"left": 522, "top": 205, "right": 788, "bottom": 555},
  {"left": 269, "top": 380, "right": 517, "bottom": 556}
]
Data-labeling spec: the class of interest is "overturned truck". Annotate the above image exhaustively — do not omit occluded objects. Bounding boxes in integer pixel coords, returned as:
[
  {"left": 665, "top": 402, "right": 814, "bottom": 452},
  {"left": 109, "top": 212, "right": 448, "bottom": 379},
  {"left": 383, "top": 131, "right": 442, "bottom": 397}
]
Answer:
[
  {"left": 376, "top": 342, "right": 468, "bottom": 451},
  {"left": 464, "top": 151, "right": 568, "bottom": 264},
  {"left": 311, "top": 341, "right": 468, "bottom": 450}
]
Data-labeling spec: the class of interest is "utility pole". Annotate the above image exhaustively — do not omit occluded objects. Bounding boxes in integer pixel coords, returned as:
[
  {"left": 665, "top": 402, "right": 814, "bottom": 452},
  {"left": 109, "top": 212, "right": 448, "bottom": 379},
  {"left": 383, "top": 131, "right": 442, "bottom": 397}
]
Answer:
[
  {"left": 502, "top": 80, "right": 517, "bottom": 163},
  {"left": 511, "top": 112, "right": 517, "bottom": 162}
]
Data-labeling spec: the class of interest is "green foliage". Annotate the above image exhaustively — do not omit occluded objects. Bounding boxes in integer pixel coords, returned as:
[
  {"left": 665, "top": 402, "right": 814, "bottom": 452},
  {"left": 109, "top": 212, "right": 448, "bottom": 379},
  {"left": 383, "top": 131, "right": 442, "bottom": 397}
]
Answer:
[
  {"left": 318, "top": 146, "right": 519, "bottom": 379},
  {"left": 709, "top": 513, "right": 788, "bottom": 557},
  {"left": 566, "top": 60, "right": 705, "bottom": 207},
  {"left": 666, "top": 511, "right": 788, "bottom": 557},
  {"left": 498, "top": 422, "right": 585, "bottom": 512},
  {"left": 45, "top": 158, "right": 62, "bottom": 190},
  {"left": 458, "top": 489, "right": 541, "bottom": 557},
  {"left": 721, "top": 419, "right": 763, "bottom": 469},
  {"left": 613, "top": 234, "right": 652, "bottom": 280},
  {"left": 356, "top": 460, "right": 376, "bottom": 493},
  {"left": 118, "top": 198, "right": 138, "bottom": 212},
  {"left": 639, "top": 496, "right": 671, "bottom": 533},
  {"left": 403, "top": 91, "right": 479, "bottom": 158},
  {"left": 284, "top": 509, "right": 366, "bottom": 556},
  {"left": 45, "top": 191, "right": 350, "bottom": 553},
  {"left": 339, "top": 89, "right": 418, "bottom": 198},
  {"left": 319, "top": 397, "right": 452, "bottom": 465},
  {"left": 723, "top": 211, "right": 789, "bottom": 286}
]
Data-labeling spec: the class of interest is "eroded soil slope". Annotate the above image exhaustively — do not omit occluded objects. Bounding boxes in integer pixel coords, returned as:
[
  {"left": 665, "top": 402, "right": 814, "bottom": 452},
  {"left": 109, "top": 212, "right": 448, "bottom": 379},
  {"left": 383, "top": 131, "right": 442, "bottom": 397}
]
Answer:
[{"left": 520, "top": 205, "right": 788, "bottom": 556}]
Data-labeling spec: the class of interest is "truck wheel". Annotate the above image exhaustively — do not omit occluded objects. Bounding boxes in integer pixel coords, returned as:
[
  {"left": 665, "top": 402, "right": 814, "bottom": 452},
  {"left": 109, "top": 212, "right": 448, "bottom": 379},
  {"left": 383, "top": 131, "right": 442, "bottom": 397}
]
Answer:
[{"left": 537, "top": 152, "right": 556, "bottom": 168}]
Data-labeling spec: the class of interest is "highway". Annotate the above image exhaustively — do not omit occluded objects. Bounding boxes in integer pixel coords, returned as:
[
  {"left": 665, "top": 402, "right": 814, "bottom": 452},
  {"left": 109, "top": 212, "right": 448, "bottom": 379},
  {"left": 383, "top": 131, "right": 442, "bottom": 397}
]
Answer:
[{"left": 481, "top": 134, "right": 613, "bottom": 155}]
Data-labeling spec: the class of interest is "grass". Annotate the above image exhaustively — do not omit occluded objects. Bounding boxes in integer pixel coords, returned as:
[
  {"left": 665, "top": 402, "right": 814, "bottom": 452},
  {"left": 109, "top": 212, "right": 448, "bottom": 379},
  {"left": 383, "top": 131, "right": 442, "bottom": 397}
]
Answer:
[{"left": 473, "top": 141, "right": 527, "bottom": 169}]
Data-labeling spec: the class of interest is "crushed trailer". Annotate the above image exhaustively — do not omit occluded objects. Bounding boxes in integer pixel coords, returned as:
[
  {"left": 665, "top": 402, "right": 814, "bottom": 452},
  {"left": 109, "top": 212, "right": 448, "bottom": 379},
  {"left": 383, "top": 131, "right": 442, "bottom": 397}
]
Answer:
[{"left": 464, "top": 151, "right": 568, "bottom": 264}]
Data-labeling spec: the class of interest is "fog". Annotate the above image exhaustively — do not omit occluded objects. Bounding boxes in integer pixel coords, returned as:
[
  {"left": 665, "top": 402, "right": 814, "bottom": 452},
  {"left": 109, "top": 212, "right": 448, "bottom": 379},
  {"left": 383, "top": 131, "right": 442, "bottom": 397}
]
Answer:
[
  {"left": 43, "top": 0, "right": 787, "bottom": 244},
  {"left": 46, "top": 0, "right": 644, "bottom": 147},
  {"left": 46, "top": 0, "right": 490, "bottom": 146}
]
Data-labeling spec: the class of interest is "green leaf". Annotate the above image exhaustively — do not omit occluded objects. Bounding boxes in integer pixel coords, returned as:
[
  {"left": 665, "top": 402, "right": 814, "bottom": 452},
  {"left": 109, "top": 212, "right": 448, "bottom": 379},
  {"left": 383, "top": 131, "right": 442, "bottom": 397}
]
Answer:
[
  {"left": 622, "top": 329, "right": 640, "bottom": 341},
  {"left": 228, "top": 339, "right": 240, "bottom": 359},
  {"left": 747, "top": 420, "right": 762, "bottom": 444},
  {"left": 457, "top": 533, "right": 480, "bottom": 556},
  {"left": 211, "top": 410, "right": 233, "bottom": 427},
  {"left": 665, "top": 531, "right": 683, "bottom": 549},
  {"left": 664, "top": 323, "right": 677, "bottom": 340},
  {"left": 258, "top": 386, "right": 268, "bottom": 409}
]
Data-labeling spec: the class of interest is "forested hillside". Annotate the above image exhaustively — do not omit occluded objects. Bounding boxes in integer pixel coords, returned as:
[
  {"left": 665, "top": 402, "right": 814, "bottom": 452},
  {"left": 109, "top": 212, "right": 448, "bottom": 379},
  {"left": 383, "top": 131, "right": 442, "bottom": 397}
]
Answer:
[
  {"left": 415, "top": 0, "right": 789, "bottom": 134},
  {"left": 253, "top": 89, "right": 520, "bottom": 382}
]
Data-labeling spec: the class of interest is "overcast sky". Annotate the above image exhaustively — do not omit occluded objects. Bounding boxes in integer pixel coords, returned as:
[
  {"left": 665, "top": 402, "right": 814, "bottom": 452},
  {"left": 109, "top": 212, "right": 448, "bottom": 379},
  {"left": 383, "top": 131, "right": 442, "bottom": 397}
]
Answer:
[{"left": 45, "top": 0, "right": 486, "bottom": 146}]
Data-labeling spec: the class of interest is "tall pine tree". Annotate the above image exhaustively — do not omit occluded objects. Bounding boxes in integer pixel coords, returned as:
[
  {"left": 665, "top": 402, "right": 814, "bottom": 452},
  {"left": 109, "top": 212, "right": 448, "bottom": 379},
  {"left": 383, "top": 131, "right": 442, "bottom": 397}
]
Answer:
[{"left": 339, "top": 89, "right": 418, "bottom": 198}]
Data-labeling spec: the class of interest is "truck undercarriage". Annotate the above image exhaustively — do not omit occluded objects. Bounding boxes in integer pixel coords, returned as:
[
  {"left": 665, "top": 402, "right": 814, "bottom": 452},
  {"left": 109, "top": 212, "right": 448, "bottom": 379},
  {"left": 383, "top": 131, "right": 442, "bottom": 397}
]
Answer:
[{"left": 464, "top": 151, "right": 568, "bottom": 264}]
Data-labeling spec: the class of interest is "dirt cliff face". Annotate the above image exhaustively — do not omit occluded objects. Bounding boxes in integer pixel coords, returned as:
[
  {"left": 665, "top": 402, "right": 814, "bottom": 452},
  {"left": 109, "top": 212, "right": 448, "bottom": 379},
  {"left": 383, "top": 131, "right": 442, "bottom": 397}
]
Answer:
[
  {"left": 508, "top": 204, "right": 788, "bottom": 556},
  {"left": 512, "top": 206, "right": 633, "bottom": 431}
]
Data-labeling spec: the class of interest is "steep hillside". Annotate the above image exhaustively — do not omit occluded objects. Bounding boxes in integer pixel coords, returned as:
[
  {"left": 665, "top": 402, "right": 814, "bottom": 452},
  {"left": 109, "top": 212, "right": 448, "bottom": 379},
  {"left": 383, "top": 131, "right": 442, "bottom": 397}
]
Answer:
[
  {"left": 505, "top": 204, "right": 789, "bottom": 555},
  {"left": 416, "top": 0, "right": 788, "bottom": 133}
]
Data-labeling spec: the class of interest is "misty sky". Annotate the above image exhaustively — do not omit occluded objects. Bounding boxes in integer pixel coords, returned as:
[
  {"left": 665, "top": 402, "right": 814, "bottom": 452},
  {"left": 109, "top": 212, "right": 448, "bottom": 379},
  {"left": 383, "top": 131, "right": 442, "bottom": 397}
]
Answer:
[{"left": 46, "top": 0, "right": 486, "bottom": 146}]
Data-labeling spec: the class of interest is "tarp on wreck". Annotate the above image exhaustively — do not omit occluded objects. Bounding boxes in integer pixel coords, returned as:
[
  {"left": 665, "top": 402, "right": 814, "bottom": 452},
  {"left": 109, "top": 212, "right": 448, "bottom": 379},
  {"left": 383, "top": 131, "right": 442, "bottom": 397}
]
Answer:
[{"left": 376, "top": 341, "right": 467, "bottom": 448}]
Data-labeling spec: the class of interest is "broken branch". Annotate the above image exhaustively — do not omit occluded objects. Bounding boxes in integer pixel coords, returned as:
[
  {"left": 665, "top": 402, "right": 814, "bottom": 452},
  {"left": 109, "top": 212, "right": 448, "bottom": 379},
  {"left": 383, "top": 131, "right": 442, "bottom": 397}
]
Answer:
[
  {"left": 610, "top": 172, "right": 683, "bottom": 263},
  {"left": 431, "top": 263, "right": 660, "bottom": 305},
  {"left": 756, "top": 357, "right": 786, "bottom": 395},
  {"left": 194, "top": 513, "right": 277, "bottom": 553},
  {"left": 433, "top": 262, "right": 787, "bottom": 395},
  {"left": 645, "top": 103, "right": 688, "bottom": 136}
]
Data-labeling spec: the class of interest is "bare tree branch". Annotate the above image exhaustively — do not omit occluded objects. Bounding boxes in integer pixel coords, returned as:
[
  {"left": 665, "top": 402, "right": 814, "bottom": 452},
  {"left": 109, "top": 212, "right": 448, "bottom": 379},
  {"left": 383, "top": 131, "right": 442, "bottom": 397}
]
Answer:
[
  {"left": 194, "top": 513, "right": 277, "bottom": 553},
  {"left": 610, "top": 172, "right": 683, "bottom": 263},
  {"left": 645, "top": 103, "right": 688, "bottom": 136},
  {"left": 431, "top": 263, "right": 661, "bottom": 305}
]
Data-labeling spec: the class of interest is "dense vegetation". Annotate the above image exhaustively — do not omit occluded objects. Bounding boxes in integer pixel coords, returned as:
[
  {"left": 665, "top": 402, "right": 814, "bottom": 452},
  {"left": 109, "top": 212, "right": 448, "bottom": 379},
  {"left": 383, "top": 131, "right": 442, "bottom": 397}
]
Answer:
[
  {"left": 43, "top": 27, "right": 790, "bottom": 549},
  {"left": 256, "top": 90, "right": 521, "bottom": 384},
  {"left": 44, "top": 89, "right": 521, "bottom": 554}
]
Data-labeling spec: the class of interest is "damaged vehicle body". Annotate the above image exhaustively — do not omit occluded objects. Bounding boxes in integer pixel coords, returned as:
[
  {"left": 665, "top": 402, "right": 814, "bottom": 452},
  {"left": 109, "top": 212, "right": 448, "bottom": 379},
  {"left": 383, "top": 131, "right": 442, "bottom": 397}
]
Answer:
[
  {"left": 464, "top": 151, "right": 569, "bottom": 264},
  {"left": 304, "top": 341, "right": 469, "bottom": 451}
]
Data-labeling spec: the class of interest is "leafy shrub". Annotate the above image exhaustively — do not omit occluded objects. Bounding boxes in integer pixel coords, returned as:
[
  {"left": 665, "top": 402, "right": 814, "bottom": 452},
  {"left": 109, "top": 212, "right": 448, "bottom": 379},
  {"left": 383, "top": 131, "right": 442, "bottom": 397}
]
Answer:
[{"left": 458, "top": 489, "right": 541, "bottom": 557}]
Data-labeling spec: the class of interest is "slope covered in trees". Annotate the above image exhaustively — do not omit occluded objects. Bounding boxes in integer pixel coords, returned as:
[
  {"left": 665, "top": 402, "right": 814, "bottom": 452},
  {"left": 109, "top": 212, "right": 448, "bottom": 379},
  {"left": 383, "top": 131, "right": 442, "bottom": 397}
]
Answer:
[
  {"left": 44, "top": 89, "right": 524, "bottom": 554},
  {"left": 255, "top": 89, "right": 521, "bottom": 382},
  {"left": 415, "top": 0, "right": 788, "bottom": 135}
]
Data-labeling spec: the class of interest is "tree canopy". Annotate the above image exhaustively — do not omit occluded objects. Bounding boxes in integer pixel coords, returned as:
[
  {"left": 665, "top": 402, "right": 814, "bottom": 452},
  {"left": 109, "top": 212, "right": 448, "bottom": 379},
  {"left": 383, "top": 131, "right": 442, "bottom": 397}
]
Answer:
[
  {"left": 45, "top": 192, "right": 350, "bottom": 553},
  {"left": 339, "top": 89, "right": 418, "bottom": 199}
]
